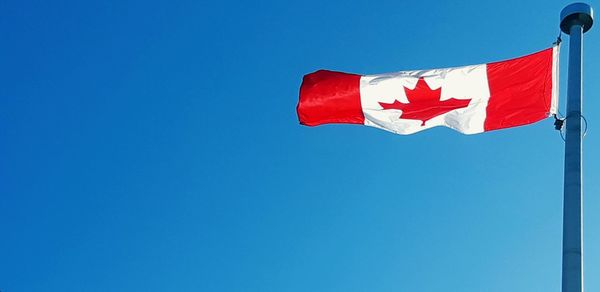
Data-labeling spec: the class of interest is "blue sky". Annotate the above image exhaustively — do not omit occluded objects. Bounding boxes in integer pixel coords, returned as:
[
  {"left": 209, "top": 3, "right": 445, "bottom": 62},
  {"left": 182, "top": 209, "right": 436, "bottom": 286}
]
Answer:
[{"left": 1, "top": 0, "right": 599, "bottom": 291}]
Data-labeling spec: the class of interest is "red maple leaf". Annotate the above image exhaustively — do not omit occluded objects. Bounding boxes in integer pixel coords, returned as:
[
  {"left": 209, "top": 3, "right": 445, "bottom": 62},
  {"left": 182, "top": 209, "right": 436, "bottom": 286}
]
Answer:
[{"left": 378, "top": 77, "right": 471, "bottom": 126}]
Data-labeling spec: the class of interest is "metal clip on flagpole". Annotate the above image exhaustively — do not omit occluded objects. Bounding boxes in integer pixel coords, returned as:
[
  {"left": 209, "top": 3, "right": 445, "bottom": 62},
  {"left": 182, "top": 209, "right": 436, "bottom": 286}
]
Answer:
[{"left": 560, "top": 3, "right": 593, "bottom": 292}]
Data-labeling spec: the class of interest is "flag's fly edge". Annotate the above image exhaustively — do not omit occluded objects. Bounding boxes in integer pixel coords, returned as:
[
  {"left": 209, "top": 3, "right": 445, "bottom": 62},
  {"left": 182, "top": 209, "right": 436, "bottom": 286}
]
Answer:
[{"left": 297, "top": 70, "right": 364, "bottom": 126}]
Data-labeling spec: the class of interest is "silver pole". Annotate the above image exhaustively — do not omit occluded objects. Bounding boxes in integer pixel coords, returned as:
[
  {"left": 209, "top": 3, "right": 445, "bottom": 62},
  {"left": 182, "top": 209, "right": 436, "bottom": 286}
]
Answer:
[{"left": 559, "top": 3, "right": 593, "bottom": 292}]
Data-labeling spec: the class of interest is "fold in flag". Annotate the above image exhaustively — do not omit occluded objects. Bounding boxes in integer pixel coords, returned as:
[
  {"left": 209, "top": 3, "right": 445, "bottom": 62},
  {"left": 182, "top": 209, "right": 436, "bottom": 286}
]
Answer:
[{"left": 297, "top": 46, "right": 559, "bottom": 135}]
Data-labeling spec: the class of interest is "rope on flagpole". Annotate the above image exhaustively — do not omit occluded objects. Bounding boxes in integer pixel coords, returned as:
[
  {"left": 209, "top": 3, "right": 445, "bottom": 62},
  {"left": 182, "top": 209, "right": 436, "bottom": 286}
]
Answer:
[
  {"left": 582, "top": 114, "right": 588, "bottom": 137},
  {"left": 554, "top": 32, "right": 563, "bottom": 46},
  {"left": 552, "top": 32, "right": 589, "bottom": 142},
  {"left": 554, "top": 113, "right": 588, "bottom": 141},
  {"left": 554, "top": 114, "right": 567, "bottom": 141}
]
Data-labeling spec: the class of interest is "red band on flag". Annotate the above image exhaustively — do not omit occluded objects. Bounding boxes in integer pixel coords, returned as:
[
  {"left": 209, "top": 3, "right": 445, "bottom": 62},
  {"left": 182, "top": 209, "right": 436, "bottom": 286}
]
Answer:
[
  {"left": 484, "top": 48, "right": 554, "bottom": 131},
  {"left": 297, "top": 70, "right": 364, "bottom": 126}
]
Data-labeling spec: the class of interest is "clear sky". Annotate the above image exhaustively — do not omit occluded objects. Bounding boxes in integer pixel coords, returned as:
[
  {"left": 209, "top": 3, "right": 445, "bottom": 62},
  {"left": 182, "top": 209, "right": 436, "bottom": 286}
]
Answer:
[{"left": 1, "top": 0, "right": 599, "bottom": 291}]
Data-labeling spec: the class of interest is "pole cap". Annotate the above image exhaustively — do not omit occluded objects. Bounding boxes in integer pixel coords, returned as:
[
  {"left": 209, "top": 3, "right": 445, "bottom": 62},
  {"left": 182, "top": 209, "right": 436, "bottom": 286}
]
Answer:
[{"left": 560, "top": 3, "right": 594, "bottom": 34}]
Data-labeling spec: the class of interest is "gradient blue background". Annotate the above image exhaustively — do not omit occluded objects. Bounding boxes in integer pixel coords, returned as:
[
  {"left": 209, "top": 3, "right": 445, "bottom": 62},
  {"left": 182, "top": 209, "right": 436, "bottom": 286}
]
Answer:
[{"left": 1, "top": 1, "right": 599, "bottom": 291}]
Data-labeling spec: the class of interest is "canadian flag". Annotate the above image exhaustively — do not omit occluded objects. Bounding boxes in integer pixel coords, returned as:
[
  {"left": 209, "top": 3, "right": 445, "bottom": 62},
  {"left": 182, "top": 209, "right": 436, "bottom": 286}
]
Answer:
[{"left": 297, "top": 46, "right": 559, "bottom": 135}]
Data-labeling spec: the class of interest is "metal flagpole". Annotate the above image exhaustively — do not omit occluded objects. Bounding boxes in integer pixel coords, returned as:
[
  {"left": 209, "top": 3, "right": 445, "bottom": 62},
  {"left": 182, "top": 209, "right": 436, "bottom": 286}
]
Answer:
[{"left": 559, "top": 3, "right": 593, "bottom": 292}]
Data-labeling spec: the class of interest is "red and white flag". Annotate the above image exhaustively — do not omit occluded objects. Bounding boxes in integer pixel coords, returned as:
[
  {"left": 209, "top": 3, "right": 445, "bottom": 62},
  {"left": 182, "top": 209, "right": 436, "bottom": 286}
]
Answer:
[{"left": 297, "top": 46, "right": 559, "bottom": 135}]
